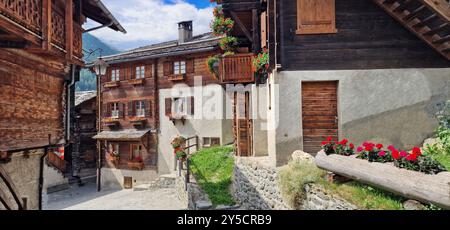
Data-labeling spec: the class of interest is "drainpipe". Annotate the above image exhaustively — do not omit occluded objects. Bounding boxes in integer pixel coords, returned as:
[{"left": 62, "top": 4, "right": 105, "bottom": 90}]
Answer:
[{"left": 67, "top": 65, "right": 76, "bottom": 142}]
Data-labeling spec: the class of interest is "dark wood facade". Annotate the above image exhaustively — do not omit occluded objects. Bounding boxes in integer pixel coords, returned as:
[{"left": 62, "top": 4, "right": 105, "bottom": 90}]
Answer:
[
  {"left": 272, "top": 0, "right": 450, "bottom": 70},
  {"left": 74, "top": 95, "right": 97, "bottom": 176}
]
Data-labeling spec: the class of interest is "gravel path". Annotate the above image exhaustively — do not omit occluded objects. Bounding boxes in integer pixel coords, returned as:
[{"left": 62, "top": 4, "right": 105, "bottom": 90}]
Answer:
[{"left": 46, "top": 182, "right": 186, "bottom": 210}]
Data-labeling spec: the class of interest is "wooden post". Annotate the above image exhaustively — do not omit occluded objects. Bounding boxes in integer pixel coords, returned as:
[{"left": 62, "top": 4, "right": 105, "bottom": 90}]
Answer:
[
  {"left": 252, "top": 9, "right": 261, "bottom": 53},
  {"left": 186, "top": 158, "right": 190, "bottom": 188},
  {"left": 96, "top": 140, "right": 101, "bottom": 192},
  {"left": 65, "top": 0, "right": 73, "bottom": 60},
  {"left": 42, "top": 0, "right": 52, "bottom": 51}
]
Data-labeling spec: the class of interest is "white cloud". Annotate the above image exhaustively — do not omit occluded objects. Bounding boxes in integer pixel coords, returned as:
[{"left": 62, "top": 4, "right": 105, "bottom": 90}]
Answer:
[{"left": 88, "top": 0, "right": 214, "bottom": 50}]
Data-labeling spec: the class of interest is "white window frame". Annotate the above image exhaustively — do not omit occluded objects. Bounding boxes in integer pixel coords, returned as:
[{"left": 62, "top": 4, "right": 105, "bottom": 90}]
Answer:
[
  {"left": 173, "top": 97, "right": 187, "bottom": 116},
  {"left": 111, "top": 69, "right": 120, "bottom": 82},
  {"left": 135, "top": 101, "right": 145, "bottom": 117},
  {"left": 173, "top": 61, "right": 186, "bottom": 75},
  {"left": 111, "top": 103, "right": 120, "bottom": 118},
  {"left": 135, "top": 66, "right": 145, "bottom": 79}
]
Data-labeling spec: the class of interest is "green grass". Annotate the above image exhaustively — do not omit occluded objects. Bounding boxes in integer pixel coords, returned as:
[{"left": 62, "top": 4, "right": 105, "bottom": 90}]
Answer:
[
  {"left": 433, "top": 154, "right": 450, "bottom": 171},
  {"left": 279, "top": 160, "right": 406, "bottom": 210},
  {"left": 189, "top": 145, "right": 235, "bottom": 206}
]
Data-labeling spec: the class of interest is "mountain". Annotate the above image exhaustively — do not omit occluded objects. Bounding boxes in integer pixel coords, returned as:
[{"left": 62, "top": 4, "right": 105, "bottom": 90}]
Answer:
[{"left": 76, "top": 33, "right": 120, "bottom": 92}]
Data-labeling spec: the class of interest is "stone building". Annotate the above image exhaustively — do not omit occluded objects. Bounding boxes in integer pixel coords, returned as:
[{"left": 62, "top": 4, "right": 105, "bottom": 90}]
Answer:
[{"left": 0, "top": 0, "right": 124, "bottom": 210}]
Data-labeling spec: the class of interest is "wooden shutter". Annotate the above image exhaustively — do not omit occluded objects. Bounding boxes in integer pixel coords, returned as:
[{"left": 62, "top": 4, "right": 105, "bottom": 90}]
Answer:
[
  {"left": 186, "top": 59, "right": 194, "bottom": 74},
  {"left": 188, "top": 96, "right": 195, "bottom": 116},
  {"left": 146, "top": 65, "right": 152, "bottom": 78},
  {"left": 145, "top": 101, "right": 151, "bottom": 117},
  {"left": 296, "top": 0, "right": 337, "bottom": 35},
  {"left": 261, "top": 11, "right": 267, "bottom": 48},
  {"left": 163, "top": 61, "right": 173, "bottom": 76},
  {"left": 128, "top": 101, "right": 134, "bottom": 117},
  {"left": 165, "top": 98, "right": 172, "bottom": 116},
  {"left": 211, "top": 138, "right": 220, "bottom": 147},
  {"left": 119, "top": 103, "right": 124, "bottom": 118}
]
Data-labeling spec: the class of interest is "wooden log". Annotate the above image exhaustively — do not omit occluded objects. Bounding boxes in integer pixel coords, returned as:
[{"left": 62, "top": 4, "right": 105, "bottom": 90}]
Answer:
[{"left": 315, "top": 151, "right": 450, "bottom": 209}]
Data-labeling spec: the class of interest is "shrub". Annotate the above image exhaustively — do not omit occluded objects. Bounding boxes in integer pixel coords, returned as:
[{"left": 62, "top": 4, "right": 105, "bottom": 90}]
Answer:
[
  {"left": 206, "top": 55, "right": 219, "bottom": 77},
  {"left": 219, "top": 36, "right": 238, "bottom": 52},
  {"left": 278, "top": 160, "right": 326, "bottom": 209}
]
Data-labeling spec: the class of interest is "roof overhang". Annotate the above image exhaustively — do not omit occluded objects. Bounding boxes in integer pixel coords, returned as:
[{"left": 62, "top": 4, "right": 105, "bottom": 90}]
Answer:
[
  {"left": 83, "top": 0, "right": 127, "bottom": 34},
  {"left": 93, "top": 129, "right": 154, "bottom": 141}
]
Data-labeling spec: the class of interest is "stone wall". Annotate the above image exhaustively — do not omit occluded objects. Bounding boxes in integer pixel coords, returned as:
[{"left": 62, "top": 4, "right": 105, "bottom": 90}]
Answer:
[
  {"left": 232, "top": 156, "right": 357, "bottom": 210},
  {"left": 0, "top": 150, "right": 43, "bottom": 210},
  {"left": 101, "top": 168, "right": 158, "bottom": 190},
  {"left": 175, "top": 170, "right": 212, "bottom": 210}
]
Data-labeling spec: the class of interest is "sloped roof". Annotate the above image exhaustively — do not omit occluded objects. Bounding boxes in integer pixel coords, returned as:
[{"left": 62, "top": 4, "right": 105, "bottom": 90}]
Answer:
[
  {"left": 83, "top": 0, "right": 126, "bottom": 33},
  {"left": 75, "top": 91, "right": 96, "bottom": 107},
  {"left": 93, "top": 129, "right": 154, "bottom": 140},
  {"left": 100, "top": 33, "right": 221, "bottom": 65}
]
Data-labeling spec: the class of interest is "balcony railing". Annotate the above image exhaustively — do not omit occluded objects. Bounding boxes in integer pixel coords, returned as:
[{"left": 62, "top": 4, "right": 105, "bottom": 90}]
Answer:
[
  {"left": 0, "top": 0, "right": 43, "bottom": 35},
  {"left": 218, "top": 53, "right": 255, "bottom": 84}
]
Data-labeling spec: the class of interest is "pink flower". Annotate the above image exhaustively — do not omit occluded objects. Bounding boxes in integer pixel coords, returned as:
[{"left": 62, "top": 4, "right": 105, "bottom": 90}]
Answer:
[
  {"left": 387, "top": 145, "right": 396, "bottom": 151},
  {"left": 400, "top": 151, "right": 408, "bottom": 158},
  {"left": 357, "top": 146, "right": 364, "bottom": 152},
  {"left": 378, "top": 151, "right": 386, "bottom": 157}
]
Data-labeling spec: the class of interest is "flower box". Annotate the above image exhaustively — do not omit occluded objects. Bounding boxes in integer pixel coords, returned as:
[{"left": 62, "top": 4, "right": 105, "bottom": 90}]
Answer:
[
  {"left": 104, "top": 81, "right": 120, "bottom": 88},
  {"left": 315, "top": 151, "right": 450, "bottom": 209},
  {"left": 103, "top": 118, "right": 120, "bottom": 127},
  {"left": 127, "top": 161, "right": 145, "bottom": 171},
  {"left": 167, "top": 74, "right": 185, "bottom": 82},
  {"left": 129, "top": 78, "right": 145, "bottom": 86},
  {"left": 129, "top": 117, "right": 146, "bottom": 126}
]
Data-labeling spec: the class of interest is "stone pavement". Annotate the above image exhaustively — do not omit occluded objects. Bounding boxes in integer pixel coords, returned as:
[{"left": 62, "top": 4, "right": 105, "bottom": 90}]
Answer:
[{"left": 45, "top": 182, "right": 186, "bottom": 210}]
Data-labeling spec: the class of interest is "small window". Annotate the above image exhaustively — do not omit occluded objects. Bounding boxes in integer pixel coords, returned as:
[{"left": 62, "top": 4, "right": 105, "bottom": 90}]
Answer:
[
  {"left": 173, "top": 61, "right": 186, "bottom": 75},
  {"left": 173, "top": 98, "right": 186, "bottom": 116},
  {"left": 203, "top": 137, "right": 220, "bottom": 148},
  {"left": 111, "top": 103, "right": 120, "bottom": 118},
  {"left": 135, "top": 101, "right": 145, "bottom": 117},
  {"left": 135, "top": 66, "right": 145, "bottom": 79},
  {"left": 111, "top": 69, "right": 120, "bottom": 82},
  {"left": 109, "top": 143, "right": 120, "bottom": 156}
]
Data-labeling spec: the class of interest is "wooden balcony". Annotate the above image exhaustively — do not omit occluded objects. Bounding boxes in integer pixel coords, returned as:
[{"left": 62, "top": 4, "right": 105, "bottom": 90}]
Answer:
[
  {"left": 167, "top": 74, "right": 186, "bottom": 82},
  {"left": 104, "top": 81, "right": 120, "bottom": 88},
  {"left": 218, "top": 53, "right": 255, "bottom": 84},
  {"left": 0, "top": 0, "right": 83, "bottom": 63}
]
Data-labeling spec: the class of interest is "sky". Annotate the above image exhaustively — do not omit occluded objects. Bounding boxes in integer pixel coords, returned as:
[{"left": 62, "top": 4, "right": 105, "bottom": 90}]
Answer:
[{"left": 87, "top": 0, "right": 216, "bottom": 51}]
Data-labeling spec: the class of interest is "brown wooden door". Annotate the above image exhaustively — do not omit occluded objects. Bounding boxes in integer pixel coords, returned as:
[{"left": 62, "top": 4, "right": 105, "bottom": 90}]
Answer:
[
  {"left": 302, "top": 81, "right": 338, "bottom": 154},
  {"left": 233, "top": 91, "right": 253, "bottom": 157}
]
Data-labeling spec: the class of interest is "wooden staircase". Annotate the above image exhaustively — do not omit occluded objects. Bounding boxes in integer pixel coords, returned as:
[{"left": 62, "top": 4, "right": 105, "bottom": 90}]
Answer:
[{"left": 373, "top": 0, "right": 450, "bottom": 60}]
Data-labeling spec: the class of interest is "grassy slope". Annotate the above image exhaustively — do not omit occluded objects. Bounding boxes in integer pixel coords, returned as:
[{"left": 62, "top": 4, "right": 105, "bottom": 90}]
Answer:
[{"left": 189, "top": 146, "right": 235, "bottom": 206}]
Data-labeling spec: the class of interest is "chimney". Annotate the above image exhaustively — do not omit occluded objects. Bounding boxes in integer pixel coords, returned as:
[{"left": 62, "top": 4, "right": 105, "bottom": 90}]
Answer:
[{"left": 178, "top": 21, "right": 193, "bottom": 44}]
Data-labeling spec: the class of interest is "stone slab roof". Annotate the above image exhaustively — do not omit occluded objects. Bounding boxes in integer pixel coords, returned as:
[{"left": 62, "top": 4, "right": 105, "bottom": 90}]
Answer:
[
  {"left": 93, "top": 129, "right": 154, "bottom": 141},
  {"left": 75, "top": 91, "right": 97, "bottom": 107}
]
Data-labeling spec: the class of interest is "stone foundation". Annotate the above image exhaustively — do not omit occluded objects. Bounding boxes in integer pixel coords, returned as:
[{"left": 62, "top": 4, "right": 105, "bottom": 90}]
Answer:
[
  {"left": 232, "top": 156, "right": 356, "bottom": 210},
  {"left": 175, "top": 170, "right": 212, "bottom": 210},
  {"left": 101, "top": 168, "right": 158, "bottom": 190}
]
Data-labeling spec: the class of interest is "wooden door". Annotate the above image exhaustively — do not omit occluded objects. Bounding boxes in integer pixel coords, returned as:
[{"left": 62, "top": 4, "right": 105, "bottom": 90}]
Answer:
[
  {"left": 233, "top": 91, "right": 253, "bottom": 157},
  {"left": 302, "top": 81, "right": 338, "bottom": 154}
]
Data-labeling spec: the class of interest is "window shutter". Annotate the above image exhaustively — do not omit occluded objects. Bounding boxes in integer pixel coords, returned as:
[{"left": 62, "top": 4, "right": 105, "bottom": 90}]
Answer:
[
  {"left": 119, "top": 103, "right": 124, "bottom": 118},
  {"left": 261, "top": 11, "right": 267, "bottom": 48},
  {"left": 211, "top": 138, "right": 220, "bottom": 147},
  {"left": 145, "top": 101, "right": 151, "bottom": 117},
  {"left": 128, "top": 101, "right": 134, "bottom": 117},
  {"left": 163, "top": 61, "right": 173, "bottom": 76},
  {"left": 296, "top": 0, "right": 337, "bottom": 35},
  {"left": 165, "top": 98, "right": 172, "bottom": 116},
  {"left": 188, "top": 96, "right": 195, "bottom": 116},
  {"left": 186, "top": 59, "right": 194, "bottom": 74},
  {"left": 146, "top": 65, "right": 152, "bottom": 78}
]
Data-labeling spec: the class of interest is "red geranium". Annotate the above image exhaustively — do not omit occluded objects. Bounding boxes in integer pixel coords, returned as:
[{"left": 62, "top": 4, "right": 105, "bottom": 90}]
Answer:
[
  {"left": 376, "top": 144, "right": 383, "bottom": 149},
  {"left": 400, "top": 151, "right": 408, "bottom": 158},
  {"left": 406, "top": 153, "right": 418, "bottom": 162},
  {"left": 326, "top": 136, "right": 333, "bottom": 142},
  {"left": 365, "top": 144, "right": 374, "bottom": 152},
  {"left": 392, "top": 150, "right": 400, "bottom": 160},
  {"left": 340, "top": 139, "right": 349, "bottom": 145},
  {"left": 349, "top": 143, "right": 355, "bottom": 150},
  {"left": 412, "top": 147, "right": 422, "bottom": 156},
  {"left": 321, "top": 141, "right": 328, "bottom": 146}
]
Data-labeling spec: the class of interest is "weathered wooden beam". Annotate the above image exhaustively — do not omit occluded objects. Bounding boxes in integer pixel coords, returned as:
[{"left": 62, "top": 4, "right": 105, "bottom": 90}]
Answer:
[
  {"left": 0, "top": 166, "right": 23, "bottom": 210},
  {"left": 42, "top": 0, "right": 52, "bottom": 51},
  {"left": 222, "top": 2, "right": 263, "bottom": 12},
  {"left": 65, "top": 0, "right": 74, "bottom": 60},
  {"left": 315, "top": 151, "right": 450, "bottom": 209},
  {"left": 0, "top": 39, "right": 27, "bottom": 48},
  {"left": 230, "top": 11, "right": 253, "bottom": 43},
  {"left": 252, "top": 9, "right": 261, "bottom": 53}
]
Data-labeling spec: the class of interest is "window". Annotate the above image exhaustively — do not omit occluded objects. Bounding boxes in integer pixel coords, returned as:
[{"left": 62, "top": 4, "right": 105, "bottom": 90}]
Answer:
[
  {"left": 173, "top": 61, "right": 186, "bottom": 75},
  {"left": 135, "top": 101, "right": 145, "bottom": 117},
  {"left": 173, "top": 98, "right": 186, "bottom": 116},
  {"left": 111, "top": 69, "right": 120, "bottom": 81},
  {"left": 166, "top": 97, "right": 194, "bottom": 117},
  {"left": 296, "top": 0, "right": 337, "bottom": 35},
  {"left": 109, "top": 143, "right": 120, "bottom": 156},
  {"left": 135, "top": 66, "right": 145, "bottom": 79},
  {"left": 131, "top": 144, "right": 142, "bottom": 160},
  {"left": 203, "top": 137, "right": 220, "bottom": 148},
  {"left": 111, "top": 103, "right": 120, "bottom": 118}
]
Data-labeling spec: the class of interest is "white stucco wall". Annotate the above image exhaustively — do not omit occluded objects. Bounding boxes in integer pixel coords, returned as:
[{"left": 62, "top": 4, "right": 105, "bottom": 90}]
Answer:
[
  {"left": 264, "top": 68, "right": 450, "bottom": 166},
  {"left": 158, "top": 84, "right": 233, "bottom": 175}
]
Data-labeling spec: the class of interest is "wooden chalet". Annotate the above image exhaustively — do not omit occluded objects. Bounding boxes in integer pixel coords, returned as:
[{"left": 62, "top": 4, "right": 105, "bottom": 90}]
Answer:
[
  {"left": 0, "top": 0, "right": 125, "bottom": 210},
  {"left": 93, "top": 21, "right": 233, "bottom": 189},
  {"left": 217, "top": 0, "right": 450, "bottom": 163}
]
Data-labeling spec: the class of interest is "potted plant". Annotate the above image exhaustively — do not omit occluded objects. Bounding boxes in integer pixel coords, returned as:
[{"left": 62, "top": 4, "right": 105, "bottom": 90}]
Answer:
[
  {"left": 171, "top": 136, "right": 186, "bottom": 149},
  {"left": 206, "top": 55, "right": 220, "bottom": 78},
  {"left": 252, "top": 49, "right": 270, "bottom": 84},
  {"left": 219, "top": 36, "right": 238, "bottom": 53},
  {"left": 175, "top": 149, "right": 188, "bottom": 162}
]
